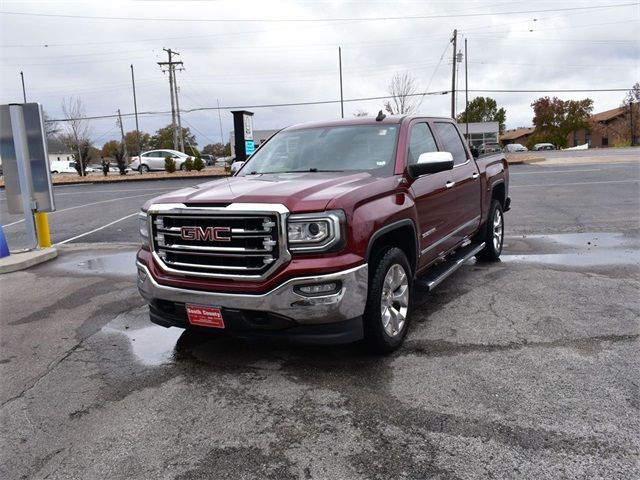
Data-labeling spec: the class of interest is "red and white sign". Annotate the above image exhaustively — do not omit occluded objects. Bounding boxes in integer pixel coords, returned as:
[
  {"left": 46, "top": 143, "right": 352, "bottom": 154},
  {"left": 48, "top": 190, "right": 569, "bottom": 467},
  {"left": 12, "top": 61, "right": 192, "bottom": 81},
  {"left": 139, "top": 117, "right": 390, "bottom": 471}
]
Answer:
[{"left": 185, "top": 304, "right": 225, "bottom": 329}]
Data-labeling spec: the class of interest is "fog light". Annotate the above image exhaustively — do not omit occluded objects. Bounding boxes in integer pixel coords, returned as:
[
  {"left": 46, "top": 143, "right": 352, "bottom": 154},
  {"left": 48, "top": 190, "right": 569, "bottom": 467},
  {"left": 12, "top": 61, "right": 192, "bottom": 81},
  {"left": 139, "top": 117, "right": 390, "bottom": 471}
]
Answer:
[{"left": 295, "top": 282, "right": 340, "bottom": 296}]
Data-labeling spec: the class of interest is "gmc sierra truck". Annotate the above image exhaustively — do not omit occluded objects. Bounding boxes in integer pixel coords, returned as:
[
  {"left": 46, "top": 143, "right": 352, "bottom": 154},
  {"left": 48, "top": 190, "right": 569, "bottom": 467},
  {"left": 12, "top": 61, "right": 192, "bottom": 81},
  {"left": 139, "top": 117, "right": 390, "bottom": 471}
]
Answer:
[{"left": 136, "top": 114, "right": 509, "bottom": 352}]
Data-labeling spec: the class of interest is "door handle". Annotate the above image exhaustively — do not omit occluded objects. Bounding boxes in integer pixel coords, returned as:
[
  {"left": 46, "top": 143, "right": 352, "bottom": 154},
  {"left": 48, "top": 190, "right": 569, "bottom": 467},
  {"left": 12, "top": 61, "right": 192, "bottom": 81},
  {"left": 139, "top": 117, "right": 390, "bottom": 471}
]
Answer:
[
  {"left": 445, "top": 181, "right": 456, "bottom": 189},
  {"left": 472, "top": 172, "right": 479, "bottom": 179}
]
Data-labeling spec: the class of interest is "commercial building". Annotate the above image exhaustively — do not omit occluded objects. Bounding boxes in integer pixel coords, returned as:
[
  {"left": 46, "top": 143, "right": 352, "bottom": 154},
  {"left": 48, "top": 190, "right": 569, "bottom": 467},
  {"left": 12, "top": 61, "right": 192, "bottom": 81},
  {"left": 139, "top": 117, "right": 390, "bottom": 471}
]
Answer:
[
  {"left": 457, "top": 122, "right": 499, "bottom": 149},
  {"left": 567, "top": 105, "right": 638, "bottom": 148},
  {"left": 500, "top": 127, "right": 535, "bottom": 146}
]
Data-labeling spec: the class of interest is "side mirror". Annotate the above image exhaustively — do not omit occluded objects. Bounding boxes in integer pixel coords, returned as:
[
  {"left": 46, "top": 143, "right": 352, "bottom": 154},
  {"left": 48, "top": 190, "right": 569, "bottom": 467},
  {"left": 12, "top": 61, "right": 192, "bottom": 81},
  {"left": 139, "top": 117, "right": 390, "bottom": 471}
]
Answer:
[
  {"left": 470, "top": 146, "right": 479, "bottom": 159},
  {"left": 408, "top": 151, "right": 454, "bottom": 177}
]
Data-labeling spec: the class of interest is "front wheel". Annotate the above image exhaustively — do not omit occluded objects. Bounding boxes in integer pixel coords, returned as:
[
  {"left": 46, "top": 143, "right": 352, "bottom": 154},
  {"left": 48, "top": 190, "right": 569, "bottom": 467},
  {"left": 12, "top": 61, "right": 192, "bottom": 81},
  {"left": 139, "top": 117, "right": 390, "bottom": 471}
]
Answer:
[
  {"left": 139, "top": 164, "right": 150, "bottom": 173},
  {"left": 475, "top": 200, "right": 504, "bottom": 261},
  {"left": 363, "top": 247, "right": 412, "bottom": 353}
]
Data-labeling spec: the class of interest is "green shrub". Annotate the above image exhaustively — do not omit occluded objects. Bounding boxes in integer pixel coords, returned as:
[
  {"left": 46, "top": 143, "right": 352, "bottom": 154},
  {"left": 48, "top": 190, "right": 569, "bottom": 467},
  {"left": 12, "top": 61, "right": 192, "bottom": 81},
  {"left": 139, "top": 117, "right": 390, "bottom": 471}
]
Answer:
[
  {"left": 614, "top": 139, "right": 631, "bottom": 148},
  {"left": 165, "top": 156, "right": 176, "bottom": 173},
  {"left": 184, "top": 157, "right": 194, "bottom": 171},
  {"left": 193, "top": 157, "right": 205, "bottom": 171}
]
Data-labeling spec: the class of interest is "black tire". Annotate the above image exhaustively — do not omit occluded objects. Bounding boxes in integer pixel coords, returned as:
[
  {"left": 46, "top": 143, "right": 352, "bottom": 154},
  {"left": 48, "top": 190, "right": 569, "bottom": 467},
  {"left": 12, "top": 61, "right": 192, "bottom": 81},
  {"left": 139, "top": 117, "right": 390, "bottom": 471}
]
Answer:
[
  {"left": 475, "top": 199, "right": 504, "bottom": 261},
  {"left": 139, "top": 164, "right": 150, "bottom": 173},
  {"left": 363, "top": 247, "right": 412, "bottom": 354},
  {"left": 179, "top": 163, "right": 186, "bottom": 171}
]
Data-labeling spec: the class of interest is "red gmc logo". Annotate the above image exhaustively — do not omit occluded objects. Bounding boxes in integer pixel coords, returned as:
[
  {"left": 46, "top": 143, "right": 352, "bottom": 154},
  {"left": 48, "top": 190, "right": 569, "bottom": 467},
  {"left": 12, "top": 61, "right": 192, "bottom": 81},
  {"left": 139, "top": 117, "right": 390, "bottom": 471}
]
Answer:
[{"left": 180, "top": 226, "right": 231, "bottom": 242}]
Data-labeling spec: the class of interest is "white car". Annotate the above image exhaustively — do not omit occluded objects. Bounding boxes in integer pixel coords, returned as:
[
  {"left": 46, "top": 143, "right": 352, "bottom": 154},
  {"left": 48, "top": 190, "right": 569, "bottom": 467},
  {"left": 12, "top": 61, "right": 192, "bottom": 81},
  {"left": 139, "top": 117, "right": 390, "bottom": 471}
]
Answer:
[
  {"left": 50, "top": 160, "right": 78, "bottom": 174},
  {"left": 503, "top": 143, "right": 528, "bottom": 153},
  {"left": 129, "top": 149, "right": 191, "bottom": 172}
]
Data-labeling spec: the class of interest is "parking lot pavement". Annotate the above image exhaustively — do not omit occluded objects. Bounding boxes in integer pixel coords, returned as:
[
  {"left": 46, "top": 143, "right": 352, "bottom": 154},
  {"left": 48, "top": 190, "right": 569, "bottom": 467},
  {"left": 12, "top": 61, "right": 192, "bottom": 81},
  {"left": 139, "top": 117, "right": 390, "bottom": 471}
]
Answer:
[{"left": 1, "top": 161, "right": 639, "bottom": 479}]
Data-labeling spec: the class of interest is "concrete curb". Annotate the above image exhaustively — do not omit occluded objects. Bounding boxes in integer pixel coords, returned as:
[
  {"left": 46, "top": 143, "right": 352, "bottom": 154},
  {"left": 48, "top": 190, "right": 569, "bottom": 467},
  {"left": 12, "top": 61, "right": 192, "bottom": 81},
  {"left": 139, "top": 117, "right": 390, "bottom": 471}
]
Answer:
[
  {"left": 0, "top": 247, "right": 58, "bottom": 274},
  {"left": 0, "top": 172, "right": 229, "bottom": 188}
]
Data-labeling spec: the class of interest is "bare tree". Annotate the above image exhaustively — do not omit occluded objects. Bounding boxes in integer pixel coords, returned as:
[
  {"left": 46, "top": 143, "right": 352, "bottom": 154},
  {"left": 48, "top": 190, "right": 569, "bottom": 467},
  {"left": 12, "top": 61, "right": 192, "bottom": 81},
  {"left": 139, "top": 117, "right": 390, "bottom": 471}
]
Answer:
[
  {"left": 384, "top": 72, "right": 420, "bottom": 115},
  {"left": 61, "top": 97, "right": 92, "bottom": 176},
  {"left": 42, "top": 110, "right": 60, "bottom": 139}
]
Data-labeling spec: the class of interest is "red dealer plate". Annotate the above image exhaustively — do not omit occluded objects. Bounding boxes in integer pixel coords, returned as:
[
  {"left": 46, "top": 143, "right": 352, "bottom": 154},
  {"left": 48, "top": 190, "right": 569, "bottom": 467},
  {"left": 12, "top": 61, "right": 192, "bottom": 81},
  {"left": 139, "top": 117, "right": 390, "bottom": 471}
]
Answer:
[{"left": 185, "top": 304, "right": 225, "bottom": 329}]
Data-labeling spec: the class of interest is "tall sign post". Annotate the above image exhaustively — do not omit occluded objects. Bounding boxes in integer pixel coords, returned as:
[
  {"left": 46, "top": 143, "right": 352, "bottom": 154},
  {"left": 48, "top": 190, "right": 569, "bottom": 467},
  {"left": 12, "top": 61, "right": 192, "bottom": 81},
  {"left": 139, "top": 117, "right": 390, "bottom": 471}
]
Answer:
[
  {"left": 0, "top": 103, "right": 55, "bottom": 251},
  {"left": 231, "top": 110, "right": 255, "bottom": 163}
]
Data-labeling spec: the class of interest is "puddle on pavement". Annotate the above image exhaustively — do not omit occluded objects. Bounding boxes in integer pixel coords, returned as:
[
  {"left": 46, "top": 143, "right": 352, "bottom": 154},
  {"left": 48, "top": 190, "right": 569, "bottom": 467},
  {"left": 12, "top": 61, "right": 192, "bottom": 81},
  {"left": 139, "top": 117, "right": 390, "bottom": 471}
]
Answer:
[
  {"left": 53, "top": 251, "right": 137, "bottom": 276},
  {"left": 100, "top": 308, "right": 183, "bottom": 366},
  {"left": 502, "top": 232, "right": 639, "bottom": 267}
]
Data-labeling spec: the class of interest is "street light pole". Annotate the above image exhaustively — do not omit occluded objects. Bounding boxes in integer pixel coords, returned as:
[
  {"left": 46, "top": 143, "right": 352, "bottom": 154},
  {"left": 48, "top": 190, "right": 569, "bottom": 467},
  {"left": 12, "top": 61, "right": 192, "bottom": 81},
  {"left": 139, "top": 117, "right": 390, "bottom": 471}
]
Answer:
[
  {"left": 20, "top": 71, "right": 26, "bottom": 102},
  {"left": 630, "top": 100, "right": 635, "bottom": 147},
  {"left": 339, "top": 47, "right": 344, "bottom": 119},
  {"left": 131, "top": 64, "right": 143, "bottom": 174}
]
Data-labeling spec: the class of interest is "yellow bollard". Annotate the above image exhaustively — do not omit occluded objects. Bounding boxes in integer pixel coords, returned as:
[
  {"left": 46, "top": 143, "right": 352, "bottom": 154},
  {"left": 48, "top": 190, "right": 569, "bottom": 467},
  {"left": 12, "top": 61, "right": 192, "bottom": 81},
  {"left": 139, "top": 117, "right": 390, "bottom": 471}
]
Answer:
[{"left": 35, "top": 212, "right": 52, "bottom": 248}]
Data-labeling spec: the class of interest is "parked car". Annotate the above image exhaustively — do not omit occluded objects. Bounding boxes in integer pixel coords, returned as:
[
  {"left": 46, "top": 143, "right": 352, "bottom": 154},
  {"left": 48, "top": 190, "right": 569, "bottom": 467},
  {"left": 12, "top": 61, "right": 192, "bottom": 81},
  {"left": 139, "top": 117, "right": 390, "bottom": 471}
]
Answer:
[
  {"left": 503, "top": 143, "right": 528, "bottom": 153},
  {"left": 532, "top": 143, "right": 555, "bottom": 151},
  {"left": 129, "top": 149, "right": 191, "bottom": 172},
  {"left": 137, "top": 115, "right": 510, "bottom": 353},
  {"left": 479, "top": 142, "right": 501, "bottom": 154},
  {"left": 201, "top": 154, "right": 215, "bottom": 166}
]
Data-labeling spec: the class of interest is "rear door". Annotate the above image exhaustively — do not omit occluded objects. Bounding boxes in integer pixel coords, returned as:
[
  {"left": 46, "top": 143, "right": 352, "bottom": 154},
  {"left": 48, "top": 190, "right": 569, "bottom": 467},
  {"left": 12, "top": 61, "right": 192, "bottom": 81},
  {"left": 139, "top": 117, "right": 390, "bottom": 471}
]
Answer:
[
  {"left": 407, "top": 121, "right": 457, "bottom": 269},
  {"left": 432, "top": 121, "right": 482, "bottom": 246}
]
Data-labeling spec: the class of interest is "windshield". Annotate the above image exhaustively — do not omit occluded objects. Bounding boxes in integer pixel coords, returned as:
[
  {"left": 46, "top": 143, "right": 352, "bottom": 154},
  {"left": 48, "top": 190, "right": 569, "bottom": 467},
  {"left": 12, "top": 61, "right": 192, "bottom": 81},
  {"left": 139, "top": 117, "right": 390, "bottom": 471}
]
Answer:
[{"left": 239, "top": 125, "right": 398, "bottom": 176}]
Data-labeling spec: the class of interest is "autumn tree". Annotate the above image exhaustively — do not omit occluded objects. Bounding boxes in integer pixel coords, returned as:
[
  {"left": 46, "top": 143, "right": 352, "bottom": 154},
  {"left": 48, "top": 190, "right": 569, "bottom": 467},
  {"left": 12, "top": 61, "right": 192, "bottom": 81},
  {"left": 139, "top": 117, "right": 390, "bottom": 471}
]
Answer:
[
  {"left": 60, "top": 97, "right": 92, "bottom": 176},
  {"left": 530, "top": 96, "right": 593, "bottom": 149},
  {"left": 456, "top": 97, "right": 507, "bottom": 134},
  {"left": 149, "top": 125, "right": 196, "bottom": 151},
  {"left": 384, "top": 72, "right": 421, "bottom": 115},
  {"left": 124, "top": 130, "right": 151, "bottom": 156}
]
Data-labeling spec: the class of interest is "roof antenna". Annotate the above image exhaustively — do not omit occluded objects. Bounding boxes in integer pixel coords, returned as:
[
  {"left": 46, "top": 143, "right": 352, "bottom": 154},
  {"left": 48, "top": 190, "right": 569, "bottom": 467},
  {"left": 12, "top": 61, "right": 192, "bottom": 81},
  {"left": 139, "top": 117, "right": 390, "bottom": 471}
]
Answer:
[{"left": 375, "top": 110, "right": 386, "bottom": 122}]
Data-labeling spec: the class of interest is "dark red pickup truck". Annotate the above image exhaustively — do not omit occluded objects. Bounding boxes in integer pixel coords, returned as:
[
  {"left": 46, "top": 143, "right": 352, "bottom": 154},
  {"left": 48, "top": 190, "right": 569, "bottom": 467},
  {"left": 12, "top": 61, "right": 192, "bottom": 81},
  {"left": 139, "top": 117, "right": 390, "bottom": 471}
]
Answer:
[{"left": 136, "top": 115, "right": 509, "bottom": 352}]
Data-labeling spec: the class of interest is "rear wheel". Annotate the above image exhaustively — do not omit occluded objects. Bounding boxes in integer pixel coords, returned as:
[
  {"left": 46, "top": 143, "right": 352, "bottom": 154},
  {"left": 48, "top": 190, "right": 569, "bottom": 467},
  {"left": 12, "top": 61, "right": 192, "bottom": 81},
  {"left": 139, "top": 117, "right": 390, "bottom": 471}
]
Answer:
[
  {"left": 139, "top": 164, "right": 150, "bottom": 173},
  {"left": 363, "top": 247, "right": 412, "bottom": 353},
  {"left": 475, "top": 200, "right": 504, "bottom": 261}
]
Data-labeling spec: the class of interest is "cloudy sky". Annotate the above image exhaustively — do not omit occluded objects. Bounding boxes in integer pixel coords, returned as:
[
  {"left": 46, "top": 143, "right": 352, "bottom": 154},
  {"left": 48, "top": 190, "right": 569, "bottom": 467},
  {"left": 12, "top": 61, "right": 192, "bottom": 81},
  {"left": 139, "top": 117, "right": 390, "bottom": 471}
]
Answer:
[{"left": 1, "top": 0, "right": 638, "bottom": 149}]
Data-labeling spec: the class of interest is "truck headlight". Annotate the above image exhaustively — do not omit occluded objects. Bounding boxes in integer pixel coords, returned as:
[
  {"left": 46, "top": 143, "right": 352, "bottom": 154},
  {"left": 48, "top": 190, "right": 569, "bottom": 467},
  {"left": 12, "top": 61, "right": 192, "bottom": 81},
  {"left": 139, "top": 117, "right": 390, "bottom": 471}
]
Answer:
[
  {"left": 287, "top": 210, "right": 344, "bottom": 252},
  {"left": 138, "top": 211, "right": 150, "bottom": 248}
]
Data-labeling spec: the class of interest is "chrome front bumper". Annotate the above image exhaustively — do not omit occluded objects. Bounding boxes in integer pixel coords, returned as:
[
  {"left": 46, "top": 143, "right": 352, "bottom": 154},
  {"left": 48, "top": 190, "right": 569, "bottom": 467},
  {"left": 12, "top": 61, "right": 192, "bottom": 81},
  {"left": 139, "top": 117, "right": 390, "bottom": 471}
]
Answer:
[{"left": 136, "top": 262, "right": 368, "bottom": 325}]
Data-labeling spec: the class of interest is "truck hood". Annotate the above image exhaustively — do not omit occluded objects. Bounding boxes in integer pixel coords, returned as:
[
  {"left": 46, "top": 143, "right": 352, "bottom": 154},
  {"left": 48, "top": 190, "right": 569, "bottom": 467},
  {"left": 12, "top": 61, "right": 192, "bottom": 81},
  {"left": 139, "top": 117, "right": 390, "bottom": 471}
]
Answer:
[{"left": 145, "top": 172, "right": 391, "bottom": 213}]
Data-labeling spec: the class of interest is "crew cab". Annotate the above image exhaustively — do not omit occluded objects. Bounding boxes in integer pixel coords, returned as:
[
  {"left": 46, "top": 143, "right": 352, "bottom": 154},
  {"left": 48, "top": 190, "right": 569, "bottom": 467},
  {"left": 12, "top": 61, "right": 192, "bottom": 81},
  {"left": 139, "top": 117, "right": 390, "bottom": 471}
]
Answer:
[{"left": 136, "top": 115, "right": 509, "bottom": 352}]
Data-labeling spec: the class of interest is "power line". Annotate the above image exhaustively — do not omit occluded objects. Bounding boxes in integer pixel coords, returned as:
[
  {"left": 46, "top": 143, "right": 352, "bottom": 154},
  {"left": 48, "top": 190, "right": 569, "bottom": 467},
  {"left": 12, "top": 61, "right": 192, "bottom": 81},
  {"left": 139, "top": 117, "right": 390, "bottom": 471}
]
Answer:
[
  {"left": 45, "top": 87, "right": 630, "bottom": 123},
  {"left": 1, "top": 3, "right": 635, "bottom": 23}
]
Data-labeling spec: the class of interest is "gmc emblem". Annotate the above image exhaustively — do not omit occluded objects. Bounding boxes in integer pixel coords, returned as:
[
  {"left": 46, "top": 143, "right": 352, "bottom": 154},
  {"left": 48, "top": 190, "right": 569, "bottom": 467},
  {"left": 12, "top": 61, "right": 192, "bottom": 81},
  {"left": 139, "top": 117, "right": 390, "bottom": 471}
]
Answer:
[{"left": 180, "top": 226, "right": 231, "bottom": 242}]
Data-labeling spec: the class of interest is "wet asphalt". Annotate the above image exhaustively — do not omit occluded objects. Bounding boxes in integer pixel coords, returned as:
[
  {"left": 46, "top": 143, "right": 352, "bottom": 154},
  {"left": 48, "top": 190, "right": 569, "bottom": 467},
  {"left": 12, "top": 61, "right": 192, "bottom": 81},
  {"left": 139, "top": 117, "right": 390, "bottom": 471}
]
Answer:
[{"left": 1, "top": 157, "right": 639, "bottom": 479}]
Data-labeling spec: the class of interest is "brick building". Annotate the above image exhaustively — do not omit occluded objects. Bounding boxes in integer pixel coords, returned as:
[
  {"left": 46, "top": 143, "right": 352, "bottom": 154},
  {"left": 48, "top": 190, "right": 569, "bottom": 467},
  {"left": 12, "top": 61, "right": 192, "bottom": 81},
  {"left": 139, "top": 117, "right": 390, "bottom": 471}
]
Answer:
[
  {"left": 567, "top": 105, "right": 638, "bottom": 148},
  {"left": 500, "top": 127, "right": 535, "bottom": 146}
]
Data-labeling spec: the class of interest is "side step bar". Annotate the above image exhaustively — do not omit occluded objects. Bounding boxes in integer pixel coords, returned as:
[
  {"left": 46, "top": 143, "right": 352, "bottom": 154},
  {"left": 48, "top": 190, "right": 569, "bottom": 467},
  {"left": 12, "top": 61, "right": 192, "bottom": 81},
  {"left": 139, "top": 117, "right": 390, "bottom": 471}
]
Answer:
[{"left": 414, "top": 242, "right": 485, "bottom": 292}]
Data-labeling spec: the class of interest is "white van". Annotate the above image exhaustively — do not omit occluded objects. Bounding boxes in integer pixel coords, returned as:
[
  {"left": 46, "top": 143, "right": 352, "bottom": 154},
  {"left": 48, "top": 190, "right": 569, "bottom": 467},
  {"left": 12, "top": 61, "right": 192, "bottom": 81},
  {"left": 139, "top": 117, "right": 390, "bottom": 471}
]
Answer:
[{"left": 50, "top": 160, "right": 78, "bottom": 174}]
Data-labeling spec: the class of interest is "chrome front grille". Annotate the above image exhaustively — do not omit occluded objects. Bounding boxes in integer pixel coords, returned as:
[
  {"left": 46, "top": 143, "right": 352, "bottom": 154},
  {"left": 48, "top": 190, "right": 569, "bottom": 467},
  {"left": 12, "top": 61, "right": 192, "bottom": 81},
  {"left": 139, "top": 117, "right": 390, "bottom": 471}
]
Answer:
[{"left": 150, "top": 205, "right": 288, "bottom": 279}]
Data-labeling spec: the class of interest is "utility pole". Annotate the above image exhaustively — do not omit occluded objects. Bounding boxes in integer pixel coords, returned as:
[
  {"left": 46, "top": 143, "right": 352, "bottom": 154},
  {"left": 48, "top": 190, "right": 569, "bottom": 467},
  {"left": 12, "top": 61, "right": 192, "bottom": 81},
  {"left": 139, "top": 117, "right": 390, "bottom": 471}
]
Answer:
[
  {"left": 20, "top": 71, "right": 26, "bottom": 102},
  {"left": 158, "top": 48, "right": 183, "bottom": 151},
  {"left": 450, "top": 29, "right": 457, "bottom": 119},
  {"left": 217, "top": 98, "right": 224, "bottom": 144},
  {"left": 173, "top": 71, "right": 185, "bottom": 152},
  {"left": 130, "top": 64, "right": 143, "bottom": 173},
  {"left": 339, "top": 47, "right": 344, "bottom": 118},
  {"left": 465, "top": 38, "right": 469, "bottom": 140},
  {"left": 631, "top": 100, "right": 635, "bottom": 146},
  {"left": 117, "top": 109, "right": 128, "bottom": 159}
]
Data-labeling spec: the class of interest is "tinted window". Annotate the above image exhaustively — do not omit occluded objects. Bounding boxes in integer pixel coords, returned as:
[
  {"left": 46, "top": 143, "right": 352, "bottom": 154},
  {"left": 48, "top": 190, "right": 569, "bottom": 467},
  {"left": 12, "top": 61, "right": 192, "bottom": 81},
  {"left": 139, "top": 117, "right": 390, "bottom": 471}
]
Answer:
[
  {"left": 408, "top": 123, "right": 438, "bottom": 165},
  {"left": 434, "top": 122, "right": 468, "bottom": 165},
  {"left": 240, "top": 125, "right": 399, "bottom": 175}
]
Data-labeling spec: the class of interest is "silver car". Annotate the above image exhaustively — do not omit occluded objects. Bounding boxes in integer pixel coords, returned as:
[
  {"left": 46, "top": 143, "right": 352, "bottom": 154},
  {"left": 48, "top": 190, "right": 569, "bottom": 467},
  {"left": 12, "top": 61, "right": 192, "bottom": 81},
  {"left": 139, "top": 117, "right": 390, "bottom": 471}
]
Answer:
[{"left": 129, "top": 149, "right": 190, "bottom": 172}]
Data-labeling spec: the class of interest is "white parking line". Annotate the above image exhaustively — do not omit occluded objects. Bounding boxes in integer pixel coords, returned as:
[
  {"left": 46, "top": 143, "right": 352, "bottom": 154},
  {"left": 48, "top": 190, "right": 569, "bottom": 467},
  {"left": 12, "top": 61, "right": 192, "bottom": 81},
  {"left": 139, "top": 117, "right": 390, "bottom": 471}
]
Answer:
[
  {"left": 511, "top": 168, "right": 601, "bottom": 175},
  {"left": 511, "top": 179, "right": 639, "bottom": 188},
  {"left": 2, "top": 192, "right": 162, "bottom": 228},
  {"left": 55, "top": 212, "right": 139, "bottom": 245},
  {"left": 54, "top": 187, "right": 175, "bottom": 196}
]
